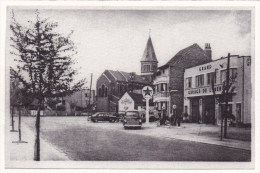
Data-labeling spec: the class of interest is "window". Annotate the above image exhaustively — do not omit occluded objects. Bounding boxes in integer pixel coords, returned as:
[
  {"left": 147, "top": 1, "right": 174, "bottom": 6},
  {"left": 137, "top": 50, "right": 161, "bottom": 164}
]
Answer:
[
  {"left": 207, "top": 72, "right": 216, "bottom": 85},
  {"left": 195, "top": 74, "right": 204, "bottom": 87},
  {"left": 220, "top": 69, "right": 237, "bottom": 83},
  {"left": 159, "top": 83, "right": 167, "bottom": 92},
  {"left": 186, "top": 77, "right": 192, "bottom": 88},
  {"left": 85, "top": 93, "right": 88, "bottom": 97},
  {"left": 143, "top": 65, "right": 151, "bottom": 72},
  {"left": 100, "top": 84, "right": 108, "bottom": 97}
]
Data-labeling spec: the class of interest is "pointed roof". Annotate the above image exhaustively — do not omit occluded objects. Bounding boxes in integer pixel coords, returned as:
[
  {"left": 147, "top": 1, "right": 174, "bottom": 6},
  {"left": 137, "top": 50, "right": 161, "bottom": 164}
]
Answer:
[
  {"left": 104, "top": 70, "right": 150, "bottom": 84},
  {"left": 141, "top": 36, "right": 158, "bottom": 62},
  {"left": 158, "top": 43, "right": 211, "bottom": 69}
]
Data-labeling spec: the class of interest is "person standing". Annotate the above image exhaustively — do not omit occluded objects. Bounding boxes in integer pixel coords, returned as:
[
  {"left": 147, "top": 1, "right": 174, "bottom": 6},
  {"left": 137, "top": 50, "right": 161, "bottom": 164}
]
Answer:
[{"left": 171, "top": 105, "right": 177, "bottom": 126}]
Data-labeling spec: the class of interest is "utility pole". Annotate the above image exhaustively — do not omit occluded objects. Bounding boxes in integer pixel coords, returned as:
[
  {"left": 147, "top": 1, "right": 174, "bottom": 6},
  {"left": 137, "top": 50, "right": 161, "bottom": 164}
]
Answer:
[
  {"left": 88, "top": 73, "right": 93, "bottom": 106},
  {"left": 224, "top": 53, "right": 230, "bottom": 138}
]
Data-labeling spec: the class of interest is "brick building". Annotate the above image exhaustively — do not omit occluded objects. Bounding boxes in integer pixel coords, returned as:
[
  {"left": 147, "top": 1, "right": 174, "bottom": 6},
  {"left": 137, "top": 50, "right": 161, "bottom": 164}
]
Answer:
[
  {"left": 153, "top": 43, "right": 212, "bottom": 115},
  {"left": 96, "top": 70, "right": 150, "bottom": 112},
  {"left": 184, "top": 55, "right": 251, "bottom": 125}
]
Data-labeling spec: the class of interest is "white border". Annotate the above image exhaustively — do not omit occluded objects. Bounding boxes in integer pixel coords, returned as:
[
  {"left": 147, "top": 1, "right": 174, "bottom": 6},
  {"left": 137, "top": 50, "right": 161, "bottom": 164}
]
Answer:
[{"left": 0, "top": 1, "right": 259, "bottom": 173}]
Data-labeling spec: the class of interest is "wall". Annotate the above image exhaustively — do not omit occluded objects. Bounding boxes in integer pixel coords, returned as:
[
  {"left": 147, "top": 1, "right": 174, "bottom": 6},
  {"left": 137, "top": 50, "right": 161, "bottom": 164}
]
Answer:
[{"left": 96, "top": 73, "right": 111, "bottom": 112}]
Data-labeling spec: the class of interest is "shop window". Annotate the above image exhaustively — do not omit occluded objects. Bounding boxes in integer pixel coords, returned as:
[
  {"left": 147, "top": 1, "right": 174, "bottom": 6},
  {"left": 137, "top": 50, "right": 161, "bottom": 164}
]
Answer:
[
  {"left": 195, "top": 74, "right": 204, "bottom": 87},
  {"left": 185, "top": 106, "right": 188, "bottom": 114},
  {"left": 236, "top": 103, "right": 242, "bottom": 122},
  {"left": 186, "top": 77, "right": 192, "bottom": 88}
]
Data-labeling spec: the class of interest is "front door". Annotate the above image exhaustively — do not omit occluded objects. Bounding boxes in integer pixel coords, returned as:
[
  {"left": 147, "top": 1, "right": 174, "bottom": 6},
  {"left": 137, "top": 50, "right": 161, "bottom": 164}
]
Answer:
[
  {"left": 191, "top": 98, "right": 200, "bottom": 123},
  {"left": 203, "top": 97, "right": 216, "bottom": 124}
]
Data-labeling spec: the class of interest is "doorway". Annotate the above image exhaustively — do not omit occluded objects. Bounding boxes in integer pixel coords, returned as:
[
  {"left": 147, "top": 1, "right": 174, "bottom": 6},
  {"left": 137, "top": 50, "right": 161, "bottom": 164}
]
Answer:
[
  {"left": 203, "top": 97, "right": 216, "bottom": 124},
  {"left": 191, "top": 98, "right": 200, "bottom": 123}
]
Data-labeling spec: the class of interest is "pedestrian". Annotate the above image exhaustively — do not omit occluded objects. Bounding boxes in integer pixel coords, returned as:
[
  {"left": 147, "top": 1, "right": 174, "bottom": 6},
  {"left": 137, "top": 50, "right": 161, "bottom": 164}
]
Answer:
[
  {"left": 171, "top": 105, "right": 177, "bottom": 126},
  {"left": 160, "top": 106, "right": 167, "bottom": 125},
  {"left": 176, "top": 112, "right": 182, "bottom": 127}
]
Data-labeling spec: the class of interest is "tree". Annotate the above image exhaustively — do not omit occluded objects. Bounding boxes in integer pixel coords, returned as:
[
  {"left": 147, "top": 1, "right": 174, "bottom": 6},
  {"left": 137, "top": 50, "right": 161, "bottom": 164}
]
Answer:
[
  {"left": 10, "top": 73, "right": 33, "bottom": 142},
  {"left": 211, "top": 53, "right": 237, "bottom": 140},
  {"left": 10, "top": 10, "right": 85, "bottom": 161}
]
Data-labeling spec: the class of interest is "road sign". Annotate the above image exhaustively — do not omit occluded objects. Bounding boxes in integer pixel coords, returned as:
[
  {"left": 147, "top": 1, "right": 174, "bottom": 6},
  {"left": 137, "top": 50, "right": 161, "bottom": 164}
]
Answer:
[{"left": 142, "top": 86, "right": 153, "bottom": 100}]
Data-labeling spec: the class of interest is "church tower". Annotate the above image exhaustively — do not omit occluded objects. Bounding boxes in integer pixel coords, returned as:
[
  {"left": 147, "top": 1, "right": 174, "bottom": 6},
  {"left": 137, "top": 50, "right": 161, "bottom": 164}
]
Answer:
[{"left": 140, "top": 35, "right": 158, "bottom": 83}]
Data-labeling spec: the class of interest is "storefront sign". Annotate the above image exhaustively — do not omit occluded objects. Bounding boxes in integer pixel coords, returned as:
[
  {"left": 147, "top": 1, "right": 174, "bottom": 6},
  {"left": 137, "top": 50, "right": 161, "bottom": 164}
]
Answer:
[
  {"left": 199, "top": 64, "right": 212, "bottom": 71},
  {"left": 186, "top": 85, "right": 223, "bottom": 96}
]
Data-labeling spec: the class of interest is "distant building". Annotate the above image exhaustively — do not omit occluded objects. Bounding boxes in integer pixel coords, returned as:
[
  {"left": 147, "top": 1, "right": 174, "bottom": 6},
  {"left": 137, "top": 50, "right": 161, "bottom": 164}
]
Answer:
[
  {"left": 153, "top": 43, "right": 212, "bottom": 115},
  {"left": 96, "top": 70, "right": 150, "bottom": 112},
  {"left": 63, "top": 89, "right": 96, "bottom": 113},
  {"left": 184, "top": 55, "right": 251, "bottom": 125},
  {"left": 118, "top": 92, "right": 146, "bottom": 113}
]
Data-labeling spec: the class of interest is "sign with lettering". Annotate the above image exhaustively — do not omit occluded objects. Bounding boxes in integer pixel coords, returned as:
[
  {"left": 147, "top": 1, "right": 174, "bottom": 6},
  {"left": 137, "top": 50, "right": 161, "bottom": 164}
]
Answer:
[
  {"left": 185, "top": 85, "right": 224, "bottom": 97},
  {"left": 118, "top": 93, "right": 134, "bottom": 112},
  {"left": 199, "top": 64, "right": 212, "bottom": 71}
]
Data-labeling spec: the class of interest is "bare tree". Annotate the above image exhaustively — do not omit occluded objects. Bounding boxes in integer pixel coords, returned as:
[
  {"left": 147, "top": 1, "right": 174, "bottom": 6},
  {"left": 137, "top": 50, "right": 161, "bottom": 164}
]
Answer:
[
  {"left": 211, "top": 53, "right": 237, "bottom": 140},
  {"left": 10, "top": 10, "right": 85, "bottom": 161}
]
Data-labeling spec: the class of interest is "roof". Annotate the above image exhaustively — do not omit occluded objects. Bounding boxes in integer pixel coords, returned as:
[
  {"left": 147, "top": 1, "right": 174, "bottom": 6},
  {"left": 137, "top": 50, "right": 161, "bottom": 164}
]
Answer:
[
  {"left": 105, "top": 70, "right": 150, "bottom": 84},
  {"left": 128, "top": 92, "right": 145, "bottom": 105},
  {"left": 158, "top": 43, "right": 210, "bottom": 69},
  {"left": 141, "top": 36, "right": 158, "bottom": 62}
]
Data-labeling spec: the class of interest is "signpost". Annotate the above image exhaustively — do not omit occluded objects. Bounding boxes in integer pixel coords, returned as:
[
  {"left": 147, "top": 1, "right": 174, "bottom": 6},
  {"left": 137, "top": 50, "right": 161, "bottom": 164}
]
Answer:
[{"left": 142, "top": 86, "right": 153, "bottom": 123}]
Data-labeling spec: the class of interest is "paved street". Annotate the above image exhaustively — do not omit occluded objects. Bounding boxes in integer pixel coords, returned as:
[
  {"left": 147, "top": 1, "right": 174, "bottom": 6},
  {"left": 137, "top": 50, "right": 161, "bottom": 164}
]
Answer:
[{"left": 18, "top": 116, "right": 251, "bottom": 161}]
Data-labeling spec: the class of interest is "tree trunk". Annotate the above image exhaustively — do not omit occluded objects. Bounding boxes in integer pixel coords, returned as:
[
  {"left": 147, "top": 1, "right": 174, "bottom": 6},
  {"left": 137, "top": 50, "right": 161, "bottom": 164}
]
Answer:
[
  {"left": 11, "top": 106, "right": 15, "bottom": 130},
  {"left": 34, "top": 100, "right": 42, "bottom": 161},
  {"left": 18, "top": 106, "right": 21, "bottom": 141}
]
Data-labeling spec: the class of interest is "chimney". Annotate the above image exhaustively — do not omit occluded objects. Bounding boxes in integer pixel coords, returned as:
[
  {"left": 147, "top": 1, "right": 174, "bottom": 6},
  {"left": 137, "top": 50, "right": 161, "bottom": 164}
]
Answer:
[{"left": 205, "top": 43, "right": 212, "bottom": 60}]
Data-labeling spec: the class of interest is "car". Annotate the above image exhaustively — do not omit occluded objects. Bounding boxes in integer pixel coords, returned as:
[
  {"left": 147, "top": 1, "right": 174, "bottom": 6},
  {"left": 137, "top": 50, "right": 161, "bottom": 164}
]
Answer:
[
  {"left": 90, "top": 112, "right": 117, "bottom": 123},
  {"left": 123, "top": 111, "right": 142, "bottom": 129}
]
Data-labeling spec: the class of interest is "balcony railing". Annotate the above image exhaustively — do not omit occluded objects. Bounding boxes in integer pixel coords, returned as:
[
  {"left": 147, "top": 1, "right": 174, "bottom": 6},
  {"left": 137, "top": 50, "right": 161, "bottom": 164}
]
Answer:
[
  {"left": 153, "top": 92, "right": 169, "bottom": 98},
  {"left": 153, "top": 75, "right": 169, "bottom": 84}
]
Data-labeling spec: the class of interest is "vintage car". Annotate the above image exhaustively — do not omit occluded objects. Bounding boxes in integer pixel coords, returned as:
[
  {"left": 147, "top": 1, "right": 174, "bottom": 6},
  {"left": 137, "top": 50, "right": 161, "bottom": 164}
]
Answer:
[
  {"left": 90, "top": 112, "right": 117, "bottom": 123},
  {"left": 123, "top": 111, "right": 142, "bottom": 129}
]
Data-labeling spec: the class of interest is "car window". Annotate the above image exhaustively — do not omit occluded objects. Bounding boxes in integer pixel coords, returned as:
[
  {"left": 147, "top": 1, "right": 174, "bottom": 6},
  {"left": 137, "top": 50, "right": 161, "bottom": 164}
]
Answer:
[{"left": 126, "top": 112, "right": 140, "bottom": 118}]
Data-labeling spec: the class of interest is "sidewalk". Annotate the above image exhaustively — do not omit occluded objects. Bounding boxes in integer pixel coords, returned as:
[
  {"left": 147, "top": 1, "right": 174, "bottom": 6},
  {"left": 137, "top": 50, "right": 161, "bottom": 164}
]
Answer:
[
  {"left": 8, "top": 118, "right": 70, "bottom": 161},
  {"left": 137, "top": 123, "right": 251, "bottom": 151}
]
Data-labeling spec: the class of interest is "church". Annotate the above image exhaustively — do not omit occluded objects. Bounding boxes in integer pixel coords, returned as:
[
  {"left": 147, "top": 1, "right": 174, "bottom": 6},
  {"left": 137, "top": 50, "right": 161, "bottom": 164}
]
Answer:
[{"left": 96, "top": 36, "right": 157, "bottom": 112}]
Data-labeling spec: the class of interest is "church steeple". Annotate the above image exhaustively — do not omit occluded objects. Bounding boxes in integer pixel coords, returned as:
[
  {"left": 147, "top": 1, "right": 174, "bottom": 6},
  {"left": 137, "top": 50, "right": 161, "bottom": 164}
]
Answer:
[
  {"left": 140, "top": 34, "right": 158, "bottom": 82},
  {"left": 141, "top": 36, "right": 158, "bottom": 63}
]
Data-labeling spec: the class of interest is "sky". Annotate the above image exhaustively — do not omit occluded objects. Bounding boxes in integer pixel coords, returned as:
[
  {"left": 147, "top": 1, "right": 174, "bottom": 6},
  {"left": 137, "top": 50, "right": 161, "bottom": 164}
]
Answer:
[{"left": 6, "top": 8, "right": 251, "bottom": 89}]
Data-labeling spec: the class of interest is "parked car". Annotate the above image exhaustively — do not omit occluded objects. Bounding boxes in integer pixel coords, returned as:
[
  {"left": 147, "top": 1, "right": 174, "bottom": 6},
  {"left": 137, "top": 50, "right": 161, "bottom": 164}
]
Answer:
[
  {"left": 123, "top": 111, "right": 142, "bottom": 129},
  {"left": 90, "top": 112, "right": 117, "bottom": 123}
]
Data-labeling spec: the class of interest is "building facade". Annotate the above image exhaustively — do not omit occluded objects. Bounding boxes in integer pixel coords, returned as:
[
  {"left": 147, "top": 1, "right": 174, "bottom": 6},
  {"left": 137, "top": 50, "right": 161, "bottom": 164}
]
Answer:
[
  {"left": 153, "top": 43, "right": 212, "bottom": 115},
  {"left": 184, "top": 55, "right": 251, "bottom": 125}
]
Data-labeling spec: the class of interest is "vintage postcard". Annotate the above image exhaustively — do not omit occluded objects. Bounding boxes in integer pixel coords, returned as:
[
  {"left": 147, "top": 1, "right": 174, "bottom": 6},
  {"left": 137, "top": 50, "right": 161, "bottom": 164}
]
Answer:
[{"left": 0, "top": 0, "right": 259, "bottom": 172}]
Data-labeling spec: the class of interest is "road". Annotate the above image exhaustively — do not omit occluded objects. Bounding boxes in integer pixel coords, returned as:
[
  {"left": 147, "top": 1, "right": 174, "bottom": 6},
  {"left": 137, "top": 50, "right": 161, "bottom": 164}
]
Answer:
[{"left": 22, "top": 116, "right": 251, "bottom": 161}]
